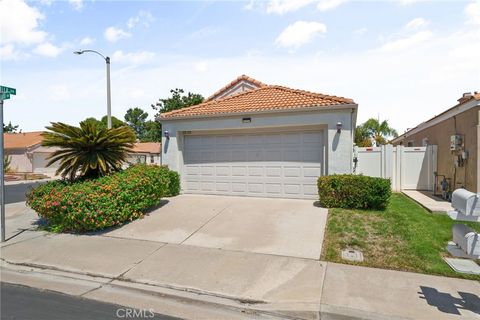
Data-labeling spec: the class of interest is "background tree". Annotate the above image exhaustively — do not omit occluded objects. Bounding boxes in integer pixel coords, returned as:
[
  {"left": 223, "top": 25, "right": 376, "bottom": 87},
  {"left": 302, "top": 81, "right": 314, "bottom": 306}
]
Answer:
[
  {"left": 124, "top": 108, "right": 148, "bottom": 139},
  {"left": 80, "top": 116, "right": 125, "bottom": 130},
  {"left": 355, "top": 118, "right": 398, "bottom": 147},
  {"left": 42, "top": 122, "right": 135, "bottom": 180},
  {"left": 123, "top": 107, "right": 162, "bottom": 142},
  {"left": 141, "top": 120, "right": 162, "bottom": 142},
  {"left": 354, "top": 125, "right": 372, "bottom": 147},
  {"left": 3, "top": 122, "right": 19, "bottom": 133},
  {"left": 152, "top": 88, "right": 204, "bottom": 115}
]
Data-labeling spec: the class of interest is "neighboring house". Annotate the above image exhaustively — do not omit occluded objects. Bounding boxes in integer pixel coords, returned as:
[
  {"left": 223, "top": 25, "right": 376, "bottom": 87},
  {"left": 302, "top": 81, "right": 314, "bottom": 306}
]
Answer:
[
  {"left": 4, "top": 131, "right": 59, "bottom": 175},
  {"left": 391, "top": 92, "right": 480, "bottom": 193},
  {"left": 160, "top": 74, "right": 358, "bottom": 199},
  {"left": 5, "top": 132, "right": 161, "bottom": 177},
  {"left": 126, "top": 142, "right": 162, "bottom": 165}
]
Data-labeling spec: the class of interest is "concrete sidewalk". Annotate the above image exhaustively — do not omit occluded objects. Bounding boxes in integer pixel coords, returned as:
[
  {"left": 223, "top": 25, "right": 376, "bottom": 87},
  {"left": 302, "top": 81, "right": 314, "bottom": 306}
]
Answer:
[
  {"left": 1, "top": 231, "right": 479, "bottom": 320},
  {"left": 403, "top": 190, "right": 452, "bottom": 213}
]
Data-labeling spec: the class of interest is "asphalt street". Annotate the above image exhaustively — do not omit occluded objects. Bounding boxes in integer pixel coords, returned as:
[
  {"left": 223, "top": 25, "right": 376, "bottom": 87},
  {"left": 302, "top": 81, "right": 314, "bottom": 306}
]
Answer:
[
  {"left": 1, "top": 282, "right": 180, "bottom": 320},
  {"left": 4, "top": 181, "right": 44, "bottom": 204}
]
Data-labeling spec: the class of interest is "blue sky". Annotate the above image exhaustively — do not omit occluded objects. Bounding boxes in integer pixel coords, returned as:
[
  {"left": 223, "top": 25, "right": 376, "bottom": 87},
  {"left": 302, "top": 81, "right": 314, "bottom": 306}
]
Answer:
[{"left": 1, "top": 0, "right": 479, "bottom": 133}]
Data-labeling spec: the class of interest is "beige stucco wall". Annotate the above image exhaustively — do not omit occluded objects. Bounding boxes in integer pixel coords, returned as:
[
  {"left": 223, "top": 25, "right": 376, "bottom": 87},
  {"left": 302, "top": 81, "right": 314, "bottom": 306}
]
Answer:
[{"left": 393, "top": 106, "right": 479, "bottom": 192}]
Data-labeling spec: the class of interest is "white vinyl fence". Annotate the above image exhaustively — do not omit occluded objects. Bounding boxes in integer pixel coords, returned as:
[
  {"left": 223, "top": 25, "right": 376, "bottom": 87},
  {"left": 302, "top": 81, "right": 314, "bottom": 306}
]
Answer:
[{"left": 354, "top": 145, "right": 437, "bottom": 192}]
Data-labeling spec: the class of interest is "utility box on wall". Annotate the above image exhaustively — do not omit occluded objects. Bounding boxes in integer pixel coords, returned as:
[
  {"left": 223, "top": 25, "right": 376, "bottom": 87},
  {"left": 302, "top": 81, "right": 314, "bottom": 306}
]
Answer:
[{"left": 450, "top": 135, "right": 462, "bottom": 151}]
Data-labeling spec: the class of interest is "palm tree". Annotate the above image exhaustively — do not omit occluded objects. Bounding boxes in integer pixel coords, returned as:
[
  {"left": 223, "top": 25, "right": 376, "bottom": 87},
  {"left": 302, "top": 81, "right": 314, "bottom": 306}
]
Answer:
[
  {"left": 355, "top": 118, "right": 398, "bottom": 147},
  {"left": 42, "top": 122, "right": 136, "bottom": 180}
]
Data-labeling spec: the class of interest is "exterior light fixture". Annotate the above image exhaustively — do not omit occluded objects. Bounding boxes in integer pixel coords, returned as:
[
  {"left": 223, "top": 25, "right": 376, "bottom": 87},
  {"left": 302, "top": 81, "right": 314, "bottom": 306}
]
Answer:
[
  {"left": 164, "top": 130, "right": 170, "bottom": 139},
  {"left": 336, "top": 122, "right": 343, "bottom": 133}
]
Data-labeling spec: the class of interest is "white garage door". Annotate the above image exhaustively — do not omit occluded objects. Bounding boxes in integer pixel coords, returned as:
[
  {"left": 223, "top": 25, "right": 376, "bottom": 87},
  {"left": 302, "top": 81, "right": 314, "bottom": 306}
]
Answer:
[
  {"left": 183, "top": 130, "right": 324, "bottom": 199},
  {"left": 33, "top": 153, "right": 59, "bottom": 176}
]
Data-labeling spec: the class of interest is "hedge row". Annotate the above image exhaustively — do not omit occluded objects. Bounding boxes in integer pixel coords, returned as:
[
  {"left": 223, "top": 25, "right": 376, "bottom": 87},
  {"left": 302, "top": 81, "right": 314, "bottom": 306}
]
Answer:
[
  {"left": 318, "top": 174, "right": 391, "bottom": 210},
  {"left": 26, "top": 165, "right": 179, "bottom": 232}
]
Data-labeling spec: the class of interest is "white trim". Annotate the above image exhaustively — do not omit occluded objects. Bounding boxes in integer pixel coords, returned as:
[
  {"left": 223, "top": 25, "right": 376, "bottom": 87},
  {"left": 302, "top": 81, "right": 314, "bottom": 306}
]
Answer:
[
  {"left": 160, "top": 103, "right": 358, "bottom": 122},
  {"left": 392, "top": 99, "right": 480, "bottom": 143}
]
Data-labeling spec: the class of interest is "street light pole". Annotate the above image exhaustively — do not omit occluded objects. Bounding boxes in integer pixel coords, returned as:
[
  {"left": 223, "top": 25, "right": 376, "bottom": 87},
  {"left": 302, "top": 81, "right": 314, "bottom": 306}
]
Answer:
[
  {"left": 106, "top": 56, "right": 112, "bottom": 129},
  {"left": 74, "top": 50, "right": 112, "bottom": 129}
]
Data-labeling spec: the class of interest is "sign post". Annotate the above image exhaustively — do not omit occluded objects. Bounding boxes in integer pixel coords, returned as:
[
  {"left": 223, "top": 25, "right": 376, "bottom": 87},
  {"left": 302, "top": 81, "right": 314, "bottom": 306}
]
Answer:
[{"left": 0, "top": 85, "right": 16, "bottom": 242}]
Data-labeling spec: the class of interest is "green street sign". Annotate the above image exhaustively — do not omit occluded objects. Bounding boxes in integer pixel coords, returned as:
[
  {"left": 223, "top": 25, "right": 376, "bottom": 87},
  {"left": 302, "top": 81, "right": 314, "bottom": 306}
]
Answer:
[
  {"left": 0, "top": 93, "right": 10, "bottom": 100},
  {"left": 0, "top": 86, "right": 16, "bottom": 95}
]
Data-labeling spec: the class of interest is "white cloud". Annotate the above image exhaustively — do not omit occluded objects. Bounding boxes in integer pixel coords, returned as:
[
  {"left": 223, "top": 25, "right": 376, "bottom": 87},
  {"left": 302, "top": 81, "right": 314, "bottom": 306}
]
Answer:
[
  {"left": 317, "top": 0, "right": 348, "bottom": 11},
  {"left": 266, "top": 0, "right": 316, "bottom": 15},
  {"left": 465, "top": 1, "right": 480, "bottom": 25},
  {"left": 80, "top": 36, "right": 95, "bottom": 46},
  {"left": 0, "top": 0, "right": 47, "bottom": 45},
  {"left": 104, "top": 27, "right": 131, "bottom": 42},
  {"left": 379, "top": 31, "right": 433, "bottom": 52},
  {"left": 399, "top": 0, "right": 422, "bottom": 5},
  {"left": 33, "top": 42, "right": 63, "bottom": 57},
  {"left": 244, "top": 0, "right": 256, "bottom": 10},
  {"left": 111, "top": 50, "right": 155, "bottom": 65},
  {"left": 0, "top": 44, "right": 21, "bottom": 61},
  {"left": 69, "top": 0, "right": 83, "bottom": 11},
  {"left": 195, "top": 61, "right": 208, "bottom": 72},
  {"left": 49, "top": 85, "right": 70, "bottom": 101},
  {"left": 275, "top": 21, "right": 327, "bottom": 49},
  {"left": 353, "top": 27, "right": 367, "bottom": 35},
  {"left": 127, "top": 10, "right": 154, "bottom": 29},
  {"left": 39, "top": 0, "right": 54, "bottom": 6},
  {"left": 405, "top": 17, "right": 429, "bottom": 30}
]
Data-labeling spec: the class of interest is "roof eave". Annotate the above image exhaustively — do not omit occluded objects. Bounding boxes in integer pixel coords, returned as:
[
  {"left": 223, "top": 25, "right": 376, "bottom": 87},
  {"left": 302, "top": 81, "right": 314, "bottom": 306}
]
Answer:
[{"left": 160, "top": 103, "right": 358, "bottom": 122}]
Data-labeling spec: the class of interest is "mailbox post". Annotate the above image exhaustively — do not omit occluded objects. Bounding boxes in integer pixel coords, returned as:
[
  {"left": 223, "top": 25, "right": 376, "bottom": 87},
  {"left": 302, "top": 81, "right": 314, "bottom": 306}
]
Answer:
[{"left": 447, "top": 189, "right": 480, "bottom": 261}]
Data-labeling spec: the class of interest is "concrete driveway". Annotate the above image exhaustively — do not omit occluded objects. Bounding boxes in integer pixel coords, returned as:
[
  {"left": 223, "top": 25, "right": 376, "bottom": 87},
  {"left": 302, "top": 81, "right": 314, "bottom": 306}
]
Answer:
[{"left": 103, "top": 195, "right": 327, "bottom": 260}]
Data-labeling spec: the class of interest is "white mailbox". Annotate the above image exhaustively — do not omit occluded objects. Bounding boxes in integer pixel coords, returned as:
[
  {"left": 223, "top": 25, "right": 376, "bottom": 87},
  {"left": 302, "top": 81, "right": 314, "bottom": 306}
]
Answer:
[
  {"left": 451, "top": 189, "right": 480, "bottom": 215},
  {"left": 448, "top": 189, "right": 480, "bottom": 222},
  {"left": 452, "top": 224, "right": 480, "bottom": 259}
]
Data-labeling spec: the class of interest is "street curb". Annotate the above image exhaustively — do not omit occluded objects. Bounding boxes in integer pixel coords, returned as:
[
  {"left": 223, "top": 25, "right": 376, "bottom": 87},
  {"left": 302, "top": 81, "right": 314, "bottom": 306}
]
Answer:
[{"left": 0, "top": 261, "right": 320, "bottom": 320}]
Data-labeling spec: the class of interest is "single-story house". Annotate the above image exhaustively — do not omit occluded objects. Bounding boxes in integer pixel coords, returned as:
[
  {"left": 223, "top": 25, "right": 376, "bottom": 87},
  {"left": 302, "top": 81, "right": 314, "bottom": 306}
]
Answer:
[
  {"left": 126, "top": 142, "right": 162, "bottom": 166},
  {"left": 160, "top": 75, "right": 358, "bottom": 199},
  {"left": 391, "top": 91, "right": 480, "bottom": 193},
  {"left": 4, "top": 131, "right": 161, "bottom": 177}
]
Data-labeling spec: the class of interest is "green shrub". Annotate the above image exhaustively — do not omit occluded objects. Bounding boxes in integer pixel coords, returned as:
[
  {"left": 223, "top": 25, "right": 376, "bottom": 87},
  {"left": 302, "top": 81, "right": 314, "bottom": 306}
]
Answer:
[
  {"left": 317, "top": 174, "right": 391, "bottom": 210},
  {"left": 165, "top": 170, "right": 180, "bottom": 196},
  {"left": 26, "top": 165, "right": 171, "bottom": 232}
]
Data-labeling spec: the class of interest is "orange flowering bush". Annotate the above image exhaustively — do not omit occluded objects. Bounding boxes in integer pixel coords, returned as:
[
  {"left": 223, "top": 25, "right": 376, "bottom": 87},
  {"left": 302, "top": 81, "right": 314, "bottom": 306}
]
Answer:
[{"left": 26, "top": 165, "right": 176, "bottom": 232}]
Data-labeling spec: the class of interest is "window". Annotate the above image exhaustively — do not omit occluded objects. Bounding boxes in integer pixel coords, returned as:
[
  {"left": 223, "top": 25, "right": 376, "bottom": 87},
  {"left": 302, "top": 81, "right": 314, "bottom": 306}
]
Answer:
[
  {"left": 407, "top": 141, "right": 414, "bottom": 147},
  {"left": 150, "top": 155, "right": 155, "bottom": 164}
]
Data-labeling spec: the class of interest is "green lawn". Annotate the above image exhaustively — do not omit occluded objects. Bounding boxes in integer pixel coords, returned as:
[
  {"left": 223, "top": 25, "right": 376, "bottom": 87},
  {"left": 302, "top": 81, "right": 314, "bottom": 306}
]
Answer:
[{"left": 322, "top": 193, "right": 480, "bottom": 280}]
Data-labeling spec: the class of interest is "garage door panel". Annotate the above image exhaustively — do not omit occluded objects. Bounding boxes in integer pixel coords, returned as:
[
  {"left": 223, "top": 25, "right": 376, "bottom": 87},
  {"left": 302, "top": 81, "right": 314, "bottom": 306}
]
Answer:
[
  {"left": 232, "top": 182, "right": 247, "bottom": 192},
  {"left": 184, "top": 130, "right": 323, "bottom": 199},
  {"left": 284, "top": 150, "right": 301, "bottom": 161},
  {"left": 232, "top": 166, "right": 247, "bottom": 176},
  {"left": 201, "top": 166, "right": 214, "bottom": 176},
  {"left": 248, "top": 166, "right": 263, "bottom": 176},
  {"left": 216, "top": 166, "right": 230, "bottom": 176},
  {"left": 232, "top": 150, "right": 247, "bottom": 161},
  {"left": 303, "top": 166, "right": 322, "bottom": 177},
  {"left": 265, "top": 166, "right": 282, "bottom": 177},
  {"left": 284, "top": 167, "right": 301, "bottom": 177},
  {"left": 248, "top": 183, "right": 263, "bottom": 193}
]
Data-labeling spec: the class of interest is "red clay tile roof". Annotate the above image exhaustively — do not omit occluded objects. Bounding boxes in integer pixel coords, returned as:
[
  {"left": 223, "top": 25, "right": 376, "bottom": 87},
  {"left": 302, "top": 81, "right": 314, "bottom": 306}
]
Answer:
[
  {"left": 4, "top": 132, "right": 44, "bottom": 149},
  {"left": 161, "top": 85, "right": 354, "bottom": 119},
  {"left": 132, "top": 142, "right": 161, "bottom": 154},
  {"left": 205, "top": 74, "right": 266, "bottom": 102}
]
